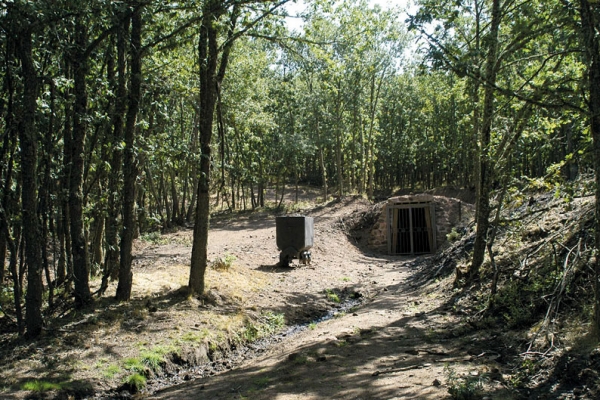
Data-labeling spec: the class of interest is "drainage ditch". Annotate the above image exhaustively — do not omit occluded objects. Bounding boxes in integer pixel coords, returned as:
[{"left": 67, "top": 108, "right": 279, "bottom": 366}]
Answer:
[{"left": 93, "top": 296, "right": 365, "bottom": 399}]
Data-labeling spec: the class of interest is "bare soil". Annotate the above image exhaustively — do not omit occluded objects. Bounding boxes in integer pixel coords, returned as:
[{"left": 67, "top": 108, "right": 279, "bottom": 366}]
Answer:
[{"left": 3, "top": 188, "right": 593, "bottom": 400}]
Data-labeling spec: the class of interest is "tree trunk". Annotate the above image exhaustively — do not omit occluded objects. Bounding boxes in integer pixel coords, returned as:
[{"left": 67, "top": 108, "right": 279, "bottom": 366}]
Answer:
[
  {"left": 116, "top": 7, "right": 142, "bottom": 302},
  {"left": 579, "top": 0, "right": 600, "bottom": 337},
  {"left": 70, "top": 18, "right": 92, "bottom": 307},
  {"left": 469, "top": 0, "right": 502, "bottom": 281},
  {"left": 16, "top": 27, "right": 44, "bottom": 337},
  {"left": 101, "top": 13, "right": 129, "bottom": 294},
  {"left": 190, "top": 1, "right": 237, "bottom": 295}
]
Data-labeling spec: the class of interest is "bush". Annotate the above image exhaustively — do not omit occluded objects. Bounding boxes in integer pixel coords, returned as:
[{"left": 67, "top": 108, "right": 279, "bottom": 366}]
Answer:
[{"left": 211, "top": 253, "right": 236, "bottom": 271}]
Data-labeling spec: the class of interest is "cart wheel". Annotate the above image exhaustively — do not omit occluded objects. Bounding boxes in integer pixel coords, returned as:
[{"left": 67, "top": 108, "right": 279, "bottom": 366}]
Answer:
[
  {"left": 279, "top": 253, "right": 291, "bottom": 267},
  {"left": 299, "top": 251, "right": 311, "bottom": 265}
]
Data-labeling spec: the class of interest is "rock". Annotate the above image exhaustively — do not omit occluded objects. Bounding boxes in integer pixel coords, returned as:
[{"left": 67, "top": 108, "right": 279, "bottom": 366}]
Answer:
[{"left": 432, "top": 379, "right": 441, "bottom": 386}]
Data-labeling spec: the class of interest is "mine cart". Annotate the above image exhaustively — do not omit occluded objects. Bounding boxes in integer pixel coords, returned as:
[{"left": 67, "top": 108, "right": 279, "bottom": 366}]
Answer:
[{"left": 276, "top": 216, "right": 314, "bottom": 267}]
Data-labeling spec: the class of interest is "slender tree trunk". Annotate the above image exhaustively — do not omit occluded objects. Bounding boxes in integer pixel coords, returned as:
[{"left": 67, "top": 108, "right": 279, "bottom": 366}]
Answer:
[
  {"left": 101, "top": 14, "right": 129, "bottom": 294},
  {"left": 469, "top": 0, "right": 502, "bottom": 281},
  {"left": 70, "top": 18, "right": 93, "bottom": 307},
  {"left": 0, "top": 34, "right": 16, "bottom": 289},
  {"left": 59, "top": 81, "right": 72, "bottom": 286},
  {"left": 190, "top": 1, "right": 237, "bottom": 295},
  {"left": 188, "top": 0, "right": 218, "bottom": 295},
  {"left": 40, "top": 81, "right": 55, "bottom": 308},
  {"left": 579, "top": 0, "right": 600, "bottom": 337},
  {"left": 17, "top": 27, "right": 44, "bottom": 337},
  {"left": 116, "top": 7, "right": 142, "bottom": 302}
]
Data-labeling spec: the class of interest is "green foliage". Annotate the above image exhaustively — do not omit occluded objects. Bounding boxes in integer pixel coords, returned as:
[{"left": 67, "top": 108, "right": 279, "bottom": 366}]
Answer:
[
  {"left": 123, "top": 358, "right": 145, "bottom": 374},
  {"left": 181, "top": 329, "right": 210, "bottom": 343},
  {"left": 141, "top": 231, "right": 168, "bottom": 245},
  {"left": 241, "top": 312, "right": 285, "bottom": 342},
  {"left": 102, "top": 364, "right": 122, "bottom": 379},
  {"left": 123, "top": 373, "right": 146, "bottom": 391},
  {"left": 446, "top": 228, "right": 462, "bottom": 242},
  {"left": 253, "top": 376, "right": 270, "bottom": 388},
  {"left": 211, "top": 253, "right": 237, "bottom": 271},
  {"left": 507, "top": 358, "right": 539, "bottom": 388},
  {"left": 326, "top": 289, "right": 340, "bottom": 303},
  {"left": 444, "top": 365, "right": 484, "bottom": 400},
  {"left": 21, "top": 380, "right": 63, "bottom": 392}
]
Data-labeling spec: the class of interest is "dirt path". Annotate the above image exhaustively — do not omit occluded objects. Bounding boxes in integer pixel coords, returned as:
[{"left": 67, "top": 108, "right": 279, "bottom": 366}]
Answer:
[
  {"left": 149, "top": 264, "right": 450, "bottom": 399},
  {"left": 0, "top": 195, "right": 514, "bottom": 400},
  {"left": 146, "top": 197, "right": 513, "bottom": 400}
]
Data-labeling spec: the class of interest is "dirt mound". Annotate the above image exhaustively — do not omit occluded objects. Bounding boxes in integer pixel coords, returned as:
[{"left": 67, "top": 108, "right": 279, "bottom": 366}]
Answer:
[{"left": 392, "top": 186, "right": 477, "bottom": 204}]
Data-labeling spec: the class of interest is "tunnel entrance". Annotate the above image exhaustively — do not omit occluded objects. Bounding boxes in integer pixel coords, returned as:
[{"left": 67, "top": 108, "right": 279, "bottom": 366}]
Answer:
[{"left": 387, "top": 200, "right": 436, "bottom": 255}]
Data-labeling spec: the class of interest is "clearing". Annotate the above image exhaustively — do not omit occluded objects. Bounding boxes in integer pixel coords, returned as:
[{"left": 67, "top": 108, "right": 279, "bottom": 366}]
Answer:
[{"left": 1, "top": 187, "right": 597, "bottom": 399}]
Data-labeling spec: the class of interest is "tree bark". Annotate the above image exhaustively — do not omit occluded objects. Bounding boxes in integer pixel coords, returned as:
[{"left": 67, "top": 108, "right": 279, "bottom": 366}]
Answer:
[
  {"left": 70, "top": 18, "right": 93, "bottom": 307},
  {"left": 16, "top": 27, "right": 44, "bottom": 337},
  {"left": 578, "top": 0, "right": 600, "bottom": 338},
  {"left": 116, "top": 6, "right": 142, "bottom": 302},
  {"left": 190, "top": 1, "right": 237, "bottom": 295},
  {"left": 469, "top": 0, "right": 502, "bottom": 281},
  {"left": 100, "top": 12, "right": 129, "bottom": 295}
]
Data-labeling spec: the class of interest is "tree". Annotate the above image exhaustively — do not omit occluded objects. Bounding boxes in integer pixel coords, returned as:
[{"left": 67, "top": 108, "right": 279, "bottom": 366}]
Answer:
[
  {"left": 189, "top": 0, "right": 289, "bottom": 295},
  {"left": 14, "top": 8, "right": 44, "bottom": 337},
  {"left": 116, "top": 4, "right": 142, "bottom": 301},
  {"left": 189, "top": 0, "right": 238, "bottom": 295},
  {"left": 577, "top": 0, "right": 600, "bottom": 337}
]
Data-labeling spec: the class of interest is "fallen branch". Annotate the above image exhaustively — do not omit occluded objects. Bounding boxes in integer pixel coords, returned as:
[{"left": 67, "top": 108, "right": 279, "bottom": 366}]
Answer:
[{"left": 372, "top": 364, "right": 423, "bottom": 376}]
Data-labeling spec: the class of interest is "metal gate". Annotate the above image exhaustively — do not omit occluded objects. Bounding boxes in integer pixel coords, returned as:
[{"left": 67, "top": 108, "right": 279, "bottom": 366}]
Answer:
[{"left": 387, "top": 203, "right": 436, "bottom": 255}]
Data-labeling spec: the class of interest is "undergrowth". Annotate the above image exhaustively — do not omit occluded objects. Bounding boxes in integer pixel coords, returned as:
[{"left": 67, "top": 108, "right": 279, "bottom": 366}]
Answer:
[{"left": 441, "top": 178, "right": 598, "bottom": 397}]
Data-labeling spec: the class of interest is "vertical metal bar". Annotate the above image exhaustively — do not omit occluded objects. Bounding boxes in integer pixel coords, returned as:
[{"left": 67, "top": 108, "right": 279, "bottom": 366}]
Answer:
[
  {"left": 430, "top": 203, "right": 436, "bottom": 252},
  {"left": 387, "top": 206, "right": 392, "bottom": 255},
  {"left": 409, "top": 206, "right": 414, "bottom": 255}
]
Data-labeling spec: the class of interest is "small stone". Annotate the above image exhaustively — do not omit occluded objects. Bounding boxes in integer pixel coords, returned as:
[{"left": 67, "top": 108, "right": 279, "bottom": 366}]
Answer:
[{"left": 432, "top": 379, "right": 441, "bottom": 386}]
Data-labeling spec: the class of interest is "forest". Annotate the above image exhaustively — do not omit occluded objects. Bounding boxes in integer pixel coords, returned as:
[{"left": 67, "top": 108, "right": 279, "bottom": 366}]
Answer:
[{"left": 1, "top": 0, "right": 600, "bottom": 371}]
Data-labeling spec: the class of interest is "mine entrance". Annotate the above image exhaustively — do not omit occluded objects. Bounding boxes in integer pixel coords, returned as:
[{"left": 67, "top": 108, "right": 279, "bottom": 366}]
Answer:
[{"left": 388, "top": 202, "right": 436, "bottom": 255}]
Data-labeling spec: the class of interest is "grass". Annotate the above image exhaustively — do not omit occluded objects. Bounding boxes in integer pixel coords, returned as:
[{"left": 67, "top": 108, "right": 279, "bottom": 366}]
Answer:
[
  {"left": 211, "top": 252, "right": 237, "bottom": 271},
  {"left": 445, "top": 365, "right": 484, "bottom": 400},
  {"left": 241, "top": 312, "right": 285, "bottom": 342},
  {"left": 124, "top": 373, "right": 147, "bottom": 391},
  {"left": 21, "top": 380, "right": 64, "bottom": 392},
  {"left": 123, "top": 357, "right": 146, "bottom": 374},
  {"left": 103, "top": 364, "right": 122, "bottom": 379},
  {"left": 180, "top": 329, "right": 210, "bottom": 344},
  {"left": 253, "top": 376, "right": 270, "bottom": 388},
  {"left": 326, "top": 289, "right": 341, "bottom": 303},
  {"left": 141, "top": 231, "right": 168, "bottom": 245}
]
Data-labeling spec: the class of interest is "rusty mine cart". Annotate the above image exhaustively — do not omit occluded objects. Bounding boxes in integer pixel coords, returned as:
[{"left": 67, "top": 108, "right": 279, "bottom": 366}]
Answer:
[{"left": 276, "top": 216, "right": 314, "bottom": 267}]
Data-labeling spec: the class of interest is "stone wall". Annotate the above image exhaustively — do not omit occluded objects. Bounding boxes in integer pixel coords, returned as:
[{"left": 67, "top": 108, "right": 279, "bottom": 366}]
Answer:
[{"left": 367, "top": 195, "right": 474, "bottom": 254}]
